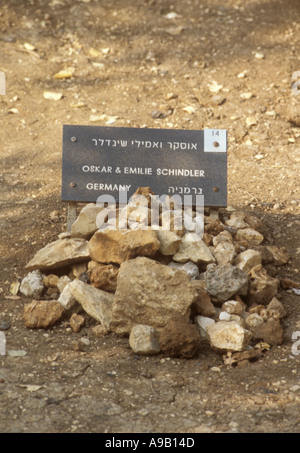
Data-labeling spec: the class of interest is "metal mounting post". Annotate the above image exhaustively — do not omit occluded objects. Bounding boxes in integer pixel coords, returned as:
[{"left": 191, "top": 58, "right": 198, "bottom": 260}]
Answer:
[{"left": 66, "top": 201, "right": 77, "bottom": 232}]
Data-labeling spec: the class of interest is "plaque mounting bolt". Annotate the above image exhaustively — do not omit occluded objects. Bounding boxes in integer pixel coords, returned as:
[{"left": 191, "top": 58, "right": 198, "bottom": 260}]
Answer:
[
  {"left": 70, "top": 182, "right": 76, "bottom": 188},
  {"left": 71, "top": 136, "right": 77, "bottom": 143},
  {"left": 213, "top": 141, "right": 219, "bottom": 148}
]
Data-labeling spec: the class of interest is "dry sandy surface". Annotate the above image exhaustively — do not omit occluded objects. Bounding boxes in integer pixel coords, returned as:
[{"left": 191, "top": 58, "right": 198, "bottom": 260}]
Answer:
[{"left": 0, "top": 0, "right": 299, "bottom": 433}]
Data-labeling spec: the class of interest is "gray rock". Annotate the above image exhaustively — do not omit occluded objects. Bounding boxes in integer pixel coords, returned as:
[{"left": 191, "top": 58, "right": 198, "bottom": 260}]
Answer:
[
  {"left": 69, "top": 279, "right": 114, "bottom": 329},
  {"left": 20, "top": 270, "right": 45, "bottom": 298},
  {"left": 0, "top": 319, "right": 11, "bottom": 330},
  {"left": 129, "top": 325, "right": 161, "bottom": 355},
  {"left": 204, "top": 264, "right": 248, "bottom": 302},
  {"left": 195, "top": 316, "right": 215, "bottom": 338}
]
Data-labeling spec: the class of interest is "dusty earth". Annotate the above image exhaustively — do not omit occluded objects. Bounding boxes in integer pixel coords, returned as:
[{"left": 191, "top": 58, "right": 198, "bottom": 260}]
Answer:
[{"left": 0, "top": 0, "right": 300, "bottom": 434}]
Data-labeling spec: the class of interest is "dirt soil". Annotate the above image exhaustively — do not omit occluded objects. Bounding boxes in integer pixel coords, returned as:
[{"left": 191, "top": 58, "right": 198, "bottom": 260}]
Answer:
[{"left": 0, "top": 0, "right": 300, "bottom": 434}]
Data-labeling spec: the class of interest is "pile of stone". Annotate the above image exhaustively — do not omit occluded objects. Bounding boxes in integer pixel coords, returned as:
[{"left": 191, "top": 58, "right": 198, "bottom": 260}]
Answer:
[{"left": 16, "top": 188, "right": 290, "bottom": 360}]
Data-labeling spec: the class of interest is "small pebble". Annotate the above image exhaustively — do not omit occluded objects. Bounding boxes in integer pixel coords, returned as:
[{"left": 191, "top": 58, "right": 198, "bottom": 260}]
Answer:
[
  {"left": 0, "top": 319, "right": 11, "bottom": 330},
  {"left": 7, "top": 350, "right": 27, "bottom": 357}
]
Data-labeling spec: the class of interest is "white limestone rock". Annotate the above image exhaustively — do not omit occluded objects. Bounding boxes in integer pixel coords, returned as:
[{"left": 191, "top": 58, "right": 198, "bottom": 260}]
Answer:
[
  {"left": 194, "top": 316, "right": 215, "bottom": 338},
  {"left": 20, "top": 270, "right": 45, "bottom": 298},
  {"left": 207, "top": 321, "right": 252, "bottom": 352},
  {"left": 129, "top": 324, "right": 161, "bottom": 355}
]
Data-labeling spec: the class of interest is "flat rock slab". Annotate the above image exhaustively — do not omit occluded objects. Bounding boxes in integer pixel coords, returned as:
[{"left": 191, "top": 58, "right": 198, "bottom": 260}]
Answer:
[
  {"left": 89, "top": 229, "right": 160, "bottom": 265},
  {"left": 26, "top": 238, "right": 90, "bottom": 271},
  {"left": 110, "top": 257, "right": 197, "bottom": 335},
  {"left": 24, "top": 300, "right": 65, "bottom": 329}
]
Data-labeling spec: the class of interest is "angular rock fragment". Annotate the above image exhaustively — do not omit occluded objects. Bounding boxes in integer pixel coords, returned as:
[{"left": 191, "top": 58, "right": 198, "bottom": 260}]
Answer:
[
  {"left": 156, "top": 230, "right": 181, "bottom": 255},
  {"left": 264, "top": 246, "right": 290, "bottom": 266},
  {"left": 234, "top": 249, "right": 262, "bottom": 273},
  {"left": 20, "top": 270, "right": 45, "bottom": 298},
  {"left": 266, "top": 297, "right": 286, "bottom": 319},
  {"left": 69, "top": 313, "right": 85, "bottom": 333},
  {"left": 218, "top": 311, "right": 245, "bottom": 326},
  {"left": 235, "top": 228, "right": 264, "bottom": 246},
  {"left": 173, "top": 232, "right": 215, "bottom": 265},
  {"left": 43, "top": 274, "right": 59, "bottom": 288},
  {"left": 251, "top": 318, "right": 284, "bottom": 345},
  {"left": 69, "top": 279, "right": 114, "bottom": 329},
  {"left": 24, "top": 300, "right": 65, "bottom": 329},
  {"left": 58, "top": 282, "right": 77, "bottom": 309},
  {"left": 168, "top": 261, "right": 199, "bottom": 279},
  {"left": 159, "top": 315, "right": 200, "bottom": 358},
  {"left": 204, "top": 263, "right": 248, "bottom": 302},
  {"left": 72, "top": 262, "right": 88, "bottom": 279},
  {"left": 88, "top": 261, "right": 119, "bottom": 291},
  {"left": 91, "top": 324, "right": 109, "bottom": 337},
  {"left": 25, "top": 238, "right": 90, "bottom": 271},
  {"left": 204, "top": 218, "right": 225, "bottom": 235},
  {"left": 191, "top": 281, "right": 216, "bottom": 318},
  {"left": 71, "top": 203, "right": 105, "bottom": 238},
  {"left": 89, "top": 229, "right": 160, "bottom": 265},
  {"left": 247, "top": 264, "right": 278, "bottom": 305},
  {"left": 129, "top": 324, "right": 161, "bottom": 355},
  {"left": 212, "top": 230, "right": 233, "bottom": 246},
  {"left": 57, "top": 275, "right": 72, "bottom": 293},
  {"left": 225, "top": 213, "right": 249, "bottom": 229},
  {"left": 110, "top": 257, "right": 197, "bottom": 335},
  {"left": 243, "top": 214, "right": 263, "bottom": 232},
  {"left": 206, "top": 321, "right": 252, "bottom": 352},
  {"left": 245, "top": 313, "right": 265, "bottom": 330},
  {"left": 214, "top": 241, "right": 236, "bottom": 265},
  {"left": 195, "top": 316, "right": 215, "bottom": 338},
  {"left": 221, "top": 300, "right": 245, "bottom": 316}
]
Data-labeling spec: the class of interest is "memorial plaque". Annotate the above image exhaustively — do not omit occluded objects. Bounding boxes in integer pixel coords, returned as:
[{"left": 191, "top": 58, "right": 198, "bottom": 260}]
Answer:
[{"left": 62, "top": 125, "right": 227, "bottom": 207}]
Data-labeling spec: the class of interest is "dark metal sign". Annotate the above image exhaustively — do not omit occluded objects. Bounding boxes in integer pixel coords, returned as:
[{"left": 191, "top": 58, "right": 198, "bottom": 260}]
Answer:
[{"left": 61, "top": 125, "right": 227, "bottom": 206}]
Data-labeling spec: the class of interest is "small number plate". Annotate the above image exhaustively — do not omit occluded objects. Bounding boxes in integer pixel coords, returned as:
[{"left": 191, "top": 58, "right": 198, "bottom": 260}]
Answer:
[{"left": 204, "top": 129, "right": 227, "bottom": 153}]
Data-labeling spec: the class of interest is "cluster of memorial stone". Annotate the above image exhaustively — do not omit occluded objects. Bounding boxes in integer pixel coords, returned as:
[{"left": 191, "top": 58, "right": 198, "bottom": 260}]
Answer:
[{"left": 17, "top": 188, "right": 291, "bottom": 362}]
